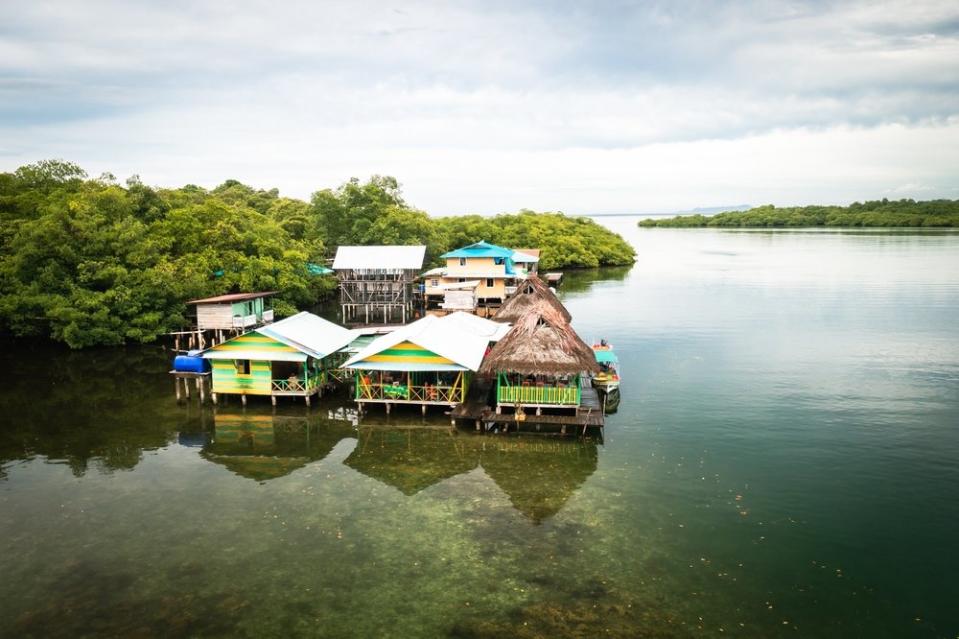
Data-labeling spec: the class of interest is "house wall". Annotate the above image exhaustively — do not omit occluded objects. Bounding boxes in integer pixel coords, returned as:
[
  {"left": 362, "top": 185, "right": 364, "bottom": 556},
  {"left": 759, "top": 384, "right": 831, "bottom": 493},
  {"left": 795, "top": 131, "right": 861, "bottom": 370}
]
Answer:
[
  {"left": 445, "top": 256, "right": 504, "bottom": 276},
  {"left": 211, "top": 359, "right": 273, "bottom": 395},
  {"left": 196, "top": 303, "right": 236, "bottom": 330}
]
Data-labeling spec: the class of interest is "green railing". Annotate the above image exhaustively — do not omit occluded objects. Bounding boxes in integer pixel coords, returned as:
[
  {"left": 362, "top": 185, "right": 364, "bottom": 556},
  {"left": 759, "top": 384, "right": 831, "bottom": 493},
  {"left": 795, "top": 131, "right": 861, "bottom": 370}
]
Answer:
[{"left": 497, "top": 382, "right": 580, "bottom": 405}]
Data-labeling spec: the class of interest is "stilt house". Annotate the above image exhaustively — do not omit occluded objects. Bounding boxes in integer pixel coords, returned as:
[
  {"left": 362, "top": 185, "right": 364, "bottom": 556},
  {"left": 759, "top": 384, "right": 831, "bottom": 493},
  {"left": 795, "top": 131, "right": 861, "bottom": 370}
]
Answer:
[
  {"left": 342, "top": 312, "right": 509, "bottom": 414},
  {"left": 422, "top": 241, "right": 540, "bottom": 314},
  {"left": 479, "top": 304, "right": 600, "bottom": 413},
  {"left": 333, "top": 245, "right": 426, "bottom": 325},
  {"left": 201, "top": 312, "right": 357, "bottom": 406}
]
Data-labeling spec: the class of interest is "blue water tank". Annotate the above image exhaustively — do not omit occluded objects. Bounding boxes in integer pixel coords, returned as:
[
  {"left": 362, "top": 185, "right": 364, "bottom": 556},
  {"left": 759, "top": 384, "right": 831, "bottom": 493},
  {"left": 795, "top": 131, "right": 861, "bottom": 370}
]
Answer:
[{"left": 173, "top": 355, "right": 210, "bottom": 373}]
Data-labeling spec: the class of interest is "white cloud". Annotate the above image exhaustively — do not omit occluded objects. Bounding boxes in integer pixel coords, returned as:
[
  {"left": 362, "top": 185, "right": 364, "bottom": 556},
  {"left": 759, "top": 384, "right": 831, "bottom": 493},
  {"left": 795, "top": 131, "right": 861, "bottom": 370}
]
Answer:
[{"left": 1, "top": 0, "right": 957, "bottom": 213}]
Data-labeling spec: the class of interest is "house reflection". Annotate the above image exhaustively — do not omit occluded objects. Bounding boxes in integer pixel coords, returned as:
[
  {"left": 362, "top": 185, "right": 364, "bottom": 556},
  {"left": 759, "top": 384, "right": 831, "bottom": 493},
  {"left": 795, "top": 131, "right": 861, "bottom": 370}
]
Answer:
[
  {"left": 201, "top": 411, "right": 354, "bottom": 482},
  {"left": 344, "top": 426, "right": 599, "bottom": 522}
]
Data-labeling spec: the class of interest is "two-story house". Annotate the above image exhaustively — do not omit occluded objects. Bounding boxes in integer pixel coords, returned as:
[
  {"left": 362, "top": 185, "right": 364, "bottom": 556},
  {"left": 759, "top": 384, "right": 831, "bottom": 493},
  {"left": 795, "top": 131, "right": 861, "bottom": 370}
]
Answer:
[{"left": 422, "top": 241, "right": 540, "bottom": 314}]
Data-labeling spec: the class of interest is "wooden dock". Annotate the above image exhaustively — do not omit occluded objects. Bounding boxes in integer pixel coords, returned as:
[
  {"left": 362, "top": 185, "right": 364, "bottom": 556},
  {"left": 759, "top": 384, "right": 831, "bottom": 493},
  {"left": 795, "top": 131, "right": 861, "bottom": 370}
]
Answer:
[{"left": 451, "top": 377, "right": 604, "bottom": 435}]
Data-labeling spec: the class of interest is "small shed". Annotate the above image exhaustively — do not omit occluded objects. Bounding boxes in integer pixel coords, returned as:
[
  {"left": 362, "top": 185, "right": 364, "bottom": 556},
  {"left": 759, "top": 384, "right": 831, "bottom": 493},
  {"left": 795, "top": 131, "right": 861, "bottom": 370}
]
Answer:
[{"left": 187, "top": 291, "right": 277, "bottom": 331}]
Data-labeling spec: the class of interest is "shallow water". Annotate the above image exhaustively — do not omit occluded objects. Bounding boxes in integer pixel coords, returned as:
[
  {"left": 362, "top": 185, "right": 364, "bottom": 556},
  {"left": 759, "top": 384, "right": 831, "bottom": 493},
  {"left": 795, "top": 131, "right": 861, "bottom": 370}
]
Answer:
[{"left": 2, "top": 221, "right": 958, "bottom": 638}]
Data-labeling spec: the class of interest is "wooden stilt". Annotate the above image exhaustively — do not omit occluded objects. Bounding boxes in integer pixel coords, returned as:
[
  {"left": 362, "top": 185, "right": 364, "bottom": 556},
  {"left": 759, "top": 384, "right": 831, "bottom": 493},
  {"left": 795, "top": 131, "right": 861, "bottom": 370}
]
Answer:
[
  {"left": 421, "top": 404, "right": 427, "bottom": 416},
  {"left": 305, "top": 395, "right": 311, "bottom": 407},
  {"left": 385, "top": 402, "right": 391, "bottom": 414},
  {"left": 475, "top": 419, "right": 480, "bottom": 431},
  {"left": 184, "top": 378, "right": 191, "bottom": 398},
  {"left": 212, "top": 392, "right": 218, "bottom": 405},
  {"left": 271, "top": 395, "right": 277, "bottom": 406},
  {"left": 196, "top": 378, "right": 204, "bottom": 403},
  {"left": 241, "top": 393, "right": 247, "bottom": 406},
  {"left": 175, "top": 377, "right": 182, "bottom": 402}
]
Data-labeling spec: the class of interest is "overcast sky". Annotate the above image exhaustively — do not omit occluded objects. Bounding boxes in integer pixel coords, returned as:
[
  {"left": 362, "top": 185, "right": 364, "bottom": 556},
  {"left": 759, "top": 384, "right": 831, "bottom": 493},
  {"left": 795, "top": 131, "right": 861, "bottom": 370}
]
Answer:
[{"left": 2, "top": 0, "right": 958, "bottom": 214}]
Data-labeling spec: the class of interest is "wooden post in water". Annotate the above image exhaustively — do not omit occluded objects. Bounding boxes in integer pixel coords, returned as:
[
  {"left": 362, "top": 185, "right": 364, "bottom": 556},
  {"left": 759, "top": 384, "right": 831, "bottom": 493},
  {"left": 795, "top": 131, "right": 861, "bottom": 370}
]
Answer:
[
  {"left": 196, "top": 378, "right": 205, "bottom": 403},
  {"left": 211, "top": 392, "right": 218, "bottom": 405},
  {"left": 184, "top": 378, "right": 191, "bottom": 399},
  {"left": 241, "top": 393, "right": 247, "bottom": 407},
  {"left": 175, "top": 377, "right": 182, "bottom": 402}
]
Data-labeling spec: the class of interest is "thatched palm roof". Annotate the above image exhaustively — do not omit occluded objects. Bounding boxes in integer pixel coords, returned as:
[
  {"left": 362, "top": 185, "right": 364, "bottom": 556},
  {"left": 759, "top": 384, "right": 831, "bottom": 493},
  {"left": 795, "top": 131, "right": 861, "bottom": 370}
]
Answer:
[
  {"left": 494, "top": 275, "right": 571, "bottom": 324},
  {"left": 480, "top": 304, "right": 600, "bottom": 376}
]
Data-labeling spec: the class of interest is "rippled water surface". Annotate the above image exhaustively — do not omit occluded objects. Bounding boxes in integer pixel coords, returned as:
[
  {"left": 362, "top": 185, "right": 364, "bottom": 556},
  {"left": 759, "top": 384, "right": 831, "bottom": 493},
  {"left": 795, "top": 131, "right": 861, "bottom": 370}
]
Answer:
[{"left": 2, "top": 221, "right": 958, "bottom": 638}]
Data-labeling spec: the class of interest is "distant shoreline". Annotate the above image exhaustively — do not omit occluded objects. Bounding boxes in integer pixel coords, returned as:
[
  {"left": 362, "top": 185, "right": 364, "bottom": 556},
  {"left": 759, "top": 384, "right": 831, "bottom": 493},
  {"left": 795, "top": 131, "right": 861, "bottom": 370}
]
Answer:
[{"left": 638, "top": 200, "right": 959, "bottom": 228}]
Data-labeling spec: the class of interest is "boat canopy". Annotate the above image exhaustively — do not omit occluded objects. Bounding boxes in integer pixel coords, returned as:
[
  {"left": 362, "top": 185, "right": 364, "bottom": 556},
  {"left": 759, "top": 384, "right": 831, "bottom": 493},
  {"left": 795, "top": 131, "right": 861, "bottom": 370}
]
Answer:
[{"left": 594, "top": 349, "right": 618, "bottom": 364}]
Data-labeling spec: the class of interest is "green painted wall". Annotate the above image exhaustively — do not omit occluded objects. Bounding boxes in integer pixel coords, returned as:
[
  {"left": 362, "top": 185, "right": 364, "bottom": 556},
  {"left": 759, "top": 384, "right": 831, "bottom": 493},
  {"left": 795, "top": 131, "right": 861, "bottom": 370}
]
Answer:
[{"left": 211, "top": 359, "right": 273, "bottom": 395}]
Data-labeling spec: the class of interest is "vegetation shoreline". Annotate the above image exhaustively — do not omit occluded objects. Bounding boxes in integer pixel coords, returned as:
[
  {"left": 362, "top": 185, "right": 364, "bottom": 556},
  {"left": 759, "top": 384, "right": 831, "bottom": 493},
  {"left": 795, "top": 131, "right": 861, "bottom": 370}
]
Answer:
[
  {"left": 0, "top": 160, "right": 635, "bottom": 348},
  {"left": 639, "top": 200, "right": 959, "bottom": 228}
]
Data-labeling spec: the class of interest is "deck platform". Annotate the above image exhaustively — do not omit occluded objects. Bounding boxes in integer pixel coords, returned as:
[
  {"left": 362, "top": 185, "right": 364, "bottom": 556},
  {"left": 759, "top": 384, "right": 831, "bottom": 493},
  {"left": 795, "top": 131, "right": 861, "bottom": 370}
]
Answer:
[{"left": 451, "top": 377, "right": 604, "bottom": 435}]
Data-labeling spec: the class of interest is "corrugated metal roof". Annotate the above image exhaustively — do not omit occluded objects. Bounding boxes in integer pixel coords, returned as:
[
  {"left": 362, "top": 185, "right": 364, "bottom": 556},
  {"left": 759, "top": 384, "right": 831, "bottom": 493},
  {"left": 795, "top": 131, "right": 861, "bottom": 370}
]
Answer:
[
  {"left": 187, "top": 291, "right": 277, "bottom": 304},
  {"left": 204, "top": 350, "right": 306, "bottom": 362},
  {"left": 510, "top": 251, "right": 540, "bottom": 263},
  {"left": 511, "top": 248, "right": 541, "bottom": 258},
  {"left": 440, "top": 311, "right": 511, "bottom": 341},
  {"left": 333, "top": 245, "right": 426, "bottom": 270},
  {"left": 342, "top": 314, "right": 494, "bottom": 371},
  {"left": 258, "top": 312, "right": 358, "bottom": 359}
]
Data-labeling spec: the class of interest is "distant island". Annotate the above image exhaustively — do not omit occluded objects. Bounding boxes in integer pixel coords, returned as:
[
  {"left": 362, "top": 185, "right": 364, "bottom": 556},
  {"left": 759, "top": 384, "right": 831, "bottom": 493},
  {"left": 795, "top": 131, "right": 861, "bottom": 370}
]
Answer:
[
  {"left": 639, "top": 200, "right": 959, "bottom": 228},
  {"left": 0, "top": 160, "right": 635, "bottom": 347}
]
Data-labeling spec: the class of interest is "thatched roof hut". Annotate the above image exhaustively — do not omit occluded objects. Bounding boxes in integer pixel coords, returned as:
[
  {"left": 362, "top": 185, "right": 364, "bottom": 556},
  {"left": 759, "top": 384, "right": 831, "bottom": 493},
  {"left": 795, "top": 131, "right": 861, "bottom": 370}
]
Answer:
[
  {"left": 480, "top": 304, "right": 600, "bottom": 376},
  {"left": 494, "top": 275, "right": 571, "bottom": 324}
]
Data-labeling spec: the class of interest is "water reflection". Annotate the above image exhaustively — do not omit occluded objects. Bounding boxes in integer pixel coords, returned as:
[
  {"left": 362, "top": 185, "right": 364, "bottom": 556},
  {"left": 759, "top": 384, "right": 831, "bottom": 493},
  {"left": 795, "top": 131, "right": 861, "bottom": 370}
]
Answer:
[
  {"left": 345, "top": 427, "right": 599, "bottom": 522},
  {"left": 202, "top": 411, "right": 355, "bottom": 482}
]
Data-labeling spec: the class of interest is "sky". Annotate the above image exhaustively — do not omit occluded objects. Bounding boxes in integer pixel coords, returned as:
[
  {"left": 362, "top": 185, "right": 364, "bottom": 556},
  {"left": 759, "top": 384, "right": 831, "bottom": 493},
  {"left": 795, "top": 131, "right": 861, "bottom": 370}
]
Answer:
[{"left": 2, "top": 0, "right": 958, "bottom": 215}]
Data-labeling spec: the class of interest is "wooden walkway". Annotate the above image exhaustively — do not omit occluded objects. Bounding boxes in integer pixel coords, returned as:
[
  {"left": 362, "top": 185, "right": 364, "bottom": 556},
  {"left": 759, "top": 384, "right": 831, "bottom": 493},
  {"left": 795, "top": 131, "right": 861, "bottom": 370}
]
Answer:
[{"left": 451, "top": 377, "right": 604, "bottom": 434}]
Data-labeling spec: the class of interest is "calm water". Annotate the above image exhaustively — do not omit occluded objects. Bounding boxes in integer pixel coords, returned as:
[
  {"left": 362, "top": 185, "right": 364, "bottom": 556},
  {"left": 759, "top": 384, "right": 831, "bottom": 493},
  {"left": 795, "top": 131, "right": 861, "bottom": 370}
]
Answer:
[{"left": 2, "top": 220, "right": 958, "bottom": 638}]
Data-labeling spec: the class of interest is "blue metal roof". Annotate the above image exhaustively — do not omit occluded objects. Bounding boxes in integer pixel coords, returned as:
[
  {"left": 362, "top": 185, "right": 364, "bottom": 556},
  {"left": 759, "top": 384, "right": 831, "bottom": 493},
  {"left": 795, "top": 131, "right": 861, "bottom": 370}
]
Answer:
[{"left": 441, "top": 241, "right": 514, "bottom": 259}]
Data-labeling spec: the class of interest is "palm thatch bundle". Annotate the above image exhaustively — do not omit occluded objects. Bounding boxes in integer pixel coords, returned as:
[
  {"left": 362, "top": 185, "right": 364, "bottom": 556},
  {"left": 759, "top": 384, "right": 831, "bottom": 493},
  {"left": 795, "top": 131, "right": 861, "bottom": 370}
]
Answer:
[
  {"left": 494, "top": 274, "right": 572, "bottom": 324},
  {"left": 480, "top": 302, "right": 600, "bottom": 376}
]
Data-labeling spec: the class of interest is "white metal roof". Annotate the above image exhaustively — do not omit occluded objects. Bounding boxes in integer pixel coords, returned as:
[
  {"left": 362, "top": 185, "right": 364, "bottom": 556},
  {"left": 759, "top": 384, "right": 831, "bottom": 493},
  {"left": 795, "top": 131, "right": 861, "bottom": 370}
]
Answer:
[
  {"left": 257, "top": 311, "right": 358, "bottom": 359},
  {"left": 342, "top": 313, "right": 495, "bottom": 371},
  {"left": 204, "top": 350, "right": 307, "bottom": 362},
  {"left": 421, "top": 266, "right": 446, "bottom": 277},
  {"left": 440, "top": 311, "right": 511, "bottom": 341},
  {"left": 333, "top": 245, "right": 426, "bottom": 270},
  {"left": 510, "top": 251, "right": 540, "bottom": 263}
]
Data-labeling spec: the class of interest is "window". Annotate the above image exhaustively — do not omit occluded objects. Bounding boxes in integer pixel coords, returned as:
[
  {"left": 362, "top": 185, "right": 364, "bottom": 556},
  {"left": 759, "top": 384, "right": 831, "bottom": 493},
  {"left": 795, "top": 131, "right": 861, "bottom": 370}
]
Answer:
[
  {"left": 494, "top": 257, "right": 504, "bottom": 265},
  {"left": 431, "top": 279, "right": 438, "bottom": 287},
  {"left": 235, "top": 359, "right": 251, "bottom": 375},
  {"left": 459, "top": 258, "right": 466, "bottom": 266},
  {"left": 458, "top": 278, "right": 466, "bottom": 283},
  {"left": 486, "top": 278, "right": 494, "bottom": 288}
]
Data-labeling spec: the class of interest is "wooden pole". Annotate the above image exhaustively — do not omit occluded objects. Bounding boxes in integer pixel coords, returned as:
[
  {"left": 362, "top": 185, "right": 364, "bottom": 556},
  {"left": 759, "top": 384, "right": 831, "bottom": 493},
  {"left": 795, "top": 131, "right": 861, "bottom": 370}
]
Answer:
[
  {"left": 241, "top": 393, "right": 247, "bottom": 406},
  {"left": 175, "top": 377, "right": 182, "bottom": 402}
]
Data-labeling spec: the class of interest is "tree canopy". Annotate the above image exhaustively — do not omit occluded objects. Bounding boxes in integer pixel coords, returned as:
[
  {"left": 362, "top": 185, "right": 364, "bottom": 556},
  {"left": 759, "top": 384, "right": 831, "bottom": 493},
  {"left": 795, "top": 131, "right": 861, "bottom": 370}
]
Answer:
[
  {"left": 639, "top": 200, "right": 959, "bottom": 228},
  {"left": 0, "top": 161, "right": 635, "bottom": 347}
]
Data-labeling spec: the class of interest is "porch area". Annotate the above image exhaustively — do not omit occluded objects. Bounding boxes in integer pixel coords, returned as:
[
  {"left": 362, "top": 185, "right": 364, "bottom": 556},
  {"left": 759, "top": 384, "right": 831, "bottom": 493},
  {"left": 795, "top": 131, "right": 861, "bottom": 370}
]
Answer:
[{"left": 495, "top": 372, "right": 582, "bottom": 409}]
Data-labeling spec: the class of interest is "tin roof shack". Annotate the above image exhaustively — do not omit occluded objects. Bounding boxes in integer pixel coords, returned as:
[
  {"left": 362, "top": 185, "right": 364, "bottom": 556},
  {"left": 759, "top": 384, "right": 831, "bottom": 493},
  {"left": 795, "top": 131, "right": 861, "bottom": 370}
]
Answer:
[
  {"left": 201, "top": 312, "right": 357, "bottom": 406},
  {"left": 342, "top": 312, "right": 509, "bottom": 416},
  {"left": 333, "top": 245, "right": 426, "bottom": 325},
  {"left": 480, "top": 303, "right": 600, "bottom": 415},
  {"left": 187, "top": 291, "right": 277, "bottom": 332}
]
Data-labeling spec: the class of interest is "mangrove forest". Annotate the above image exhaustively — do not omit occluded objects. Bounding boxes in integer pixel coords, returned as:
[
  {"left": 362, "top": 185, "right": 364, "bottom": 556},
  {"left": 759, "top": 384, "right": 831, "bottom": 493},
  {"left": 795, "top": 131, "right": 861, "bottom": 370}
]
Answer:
[
  {"left": 639, "top": 200, "right": 959, "bottom": 228},
  {"left": 0, "top": 160, "right": 635, "bottom": 348}
]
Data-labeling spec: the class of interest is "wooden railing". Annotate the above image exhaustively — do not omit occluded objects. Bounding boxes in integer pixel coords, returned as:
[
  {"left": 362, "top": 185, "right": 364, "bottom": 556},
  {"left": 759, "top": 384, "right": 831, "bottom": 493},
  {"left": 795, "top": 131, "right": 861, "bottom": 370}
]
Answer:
[
  {"left": 355, "top": 381, "right": 464, "bottom": 403},
  {"left": 272, "top": 377, "right": 319, "bottom": 394},
  {"left": 233, "top": 314, "right": 257, "bottom": 328},
  {"left": 497, "top": 384, "right": 580, "bottom": 405}
]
